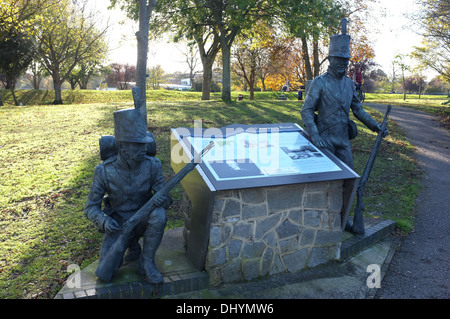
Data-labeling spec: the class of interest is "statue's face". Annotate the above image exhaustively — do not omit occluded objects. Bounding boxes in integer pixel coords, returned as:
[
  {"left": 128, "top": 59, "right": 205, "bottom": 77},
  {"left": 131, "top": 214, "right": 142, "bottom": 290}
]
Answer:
[
  {"left": 328, "top": 56, "right": 349, "bottom": 75},
  {"left": 118, "top": 142, "right": 147, "bottom": 162}
]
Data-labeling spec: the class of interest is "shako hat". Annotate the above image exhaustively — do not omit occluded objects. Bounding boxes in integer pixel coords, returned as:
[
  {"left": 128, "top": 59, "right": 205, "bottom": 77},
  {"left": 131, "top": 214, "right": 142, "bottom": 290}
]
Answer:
[
  {"left": 114, "top": 108, "right": 153, "bottom": 143},
  {"left": 113, "top": 88, "right": 153, "bottom": 144},
  {"left": 328, "top": 18, "right": 351, "bottom": 59}
]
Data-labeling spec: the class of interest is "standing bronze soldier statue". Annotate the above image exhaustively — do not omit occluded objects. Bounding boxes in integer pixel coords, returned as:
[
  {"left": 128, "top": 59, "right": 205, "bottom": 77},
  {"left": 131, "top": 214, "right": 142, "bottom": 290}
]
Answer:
[
  {"left": 301, "top": 18, "right": 388, "bottom": 234},
  {"left": 85, "top": 103, "right": 172, "bottom": 284}
]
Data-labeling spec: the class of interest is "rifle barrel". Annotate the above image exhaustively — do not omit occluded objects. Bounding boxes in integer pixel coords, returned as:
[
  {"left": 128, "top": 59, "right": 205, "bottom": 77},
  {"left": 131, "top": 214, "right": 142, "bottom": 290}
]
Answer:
[
  {"left": 95, "top": 141, "right": 214, "bottom": 282},
  {"left": 358, "top": 105, "right": 391, "bottom": 190},
  {"left": 121, "top": 141, "right": 214, "bottom": 234}
]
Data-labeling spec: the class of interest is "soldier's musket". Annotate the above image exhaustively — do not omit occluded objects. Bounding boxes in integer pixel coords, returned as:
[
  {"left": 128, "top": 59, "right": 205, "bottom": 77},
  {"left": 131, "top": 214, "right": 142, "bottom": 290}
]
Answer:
[
  {"left": 95, "top": 141, "right": 215, "bottom": 283},
  {"left": 350, "top": 105, "right": 391, "bottom": 234}
]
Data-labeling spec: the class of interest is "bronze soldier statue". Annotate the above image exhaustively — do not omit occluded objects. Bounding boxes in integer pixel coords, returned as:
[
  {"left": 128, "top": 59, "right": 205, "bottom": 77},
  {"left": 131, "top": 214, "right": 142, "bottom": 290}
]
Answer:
[
  {"left": 301, "top": 19, "right": 388, "bottom": 233},
  {"left": 85, "top": 106, "right": 172, "bottom": 284}
]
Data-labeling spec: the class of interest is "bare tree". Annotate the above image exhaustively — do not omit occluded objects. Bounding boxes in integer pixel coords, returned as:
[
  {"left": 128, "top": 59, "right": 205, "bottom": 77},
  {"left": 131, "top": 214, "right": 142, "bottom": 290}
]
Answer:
[{"left": 180, "top": 43, "right": 200, "bottom": 88}]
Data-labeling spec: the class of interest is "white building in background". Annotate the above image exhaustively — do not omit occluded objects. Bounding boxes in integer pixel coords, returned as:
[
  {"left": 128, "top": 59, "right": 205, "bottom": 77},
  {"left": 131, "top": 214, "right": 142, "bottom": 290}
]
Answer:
[
  {"left": 160, "top": 78, "right": 192, "bottom": 91},
  {"left": 181, "top": 78, "right": 191, "bottom": 87}
]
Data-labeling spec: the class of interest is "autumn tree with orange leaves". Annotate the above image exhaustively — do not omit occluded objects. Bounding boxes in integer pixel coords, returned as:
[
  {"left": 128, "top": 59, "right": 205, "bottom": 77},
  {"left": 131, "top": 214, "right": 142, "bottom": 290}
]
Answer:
[
  {"left": 261, "top": 37, "right": 305, "bottom": 91},
  {"left": 346, "top": 0, "right": 377, "bottom": 84}
]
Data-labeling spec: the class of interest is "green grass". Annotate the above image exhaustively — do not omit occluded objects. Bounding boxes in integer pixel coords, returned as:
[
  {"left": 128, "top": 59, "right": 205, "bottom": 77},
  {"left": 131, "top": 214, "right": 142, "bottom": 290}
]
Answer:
[
  {"left": 0, "top": 89, "right": 424, "bottom": 298},
  {"left": 2, "top": 89, "right": 447, "bottom": 126},
  {"left": 350, "top": 108, "right": 421, "bottom": 233},
  {"left": 0, "top": 89, "right": 301, "bottom": 106},
  {"left": 365, "top": 93, "right": 450, "bottom": 127}
]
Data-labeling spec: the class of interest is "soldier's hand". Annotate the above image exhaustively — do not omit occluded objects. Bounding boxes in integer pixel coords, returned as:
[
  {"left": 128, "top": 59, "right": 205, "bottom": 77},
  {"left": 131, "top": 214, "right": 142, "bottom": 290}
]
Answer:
[
  {"left": 153, "top": 193, "right": 166, "bottom": 207},
  {"left": 376, "top": 124, "right": 389, "bottom": 138},
  {"left": 311, "top": 133, "right": 327, "bottom": 148},
  {"left": 104, "top": 217, "right": 121, "bottom": 234}
]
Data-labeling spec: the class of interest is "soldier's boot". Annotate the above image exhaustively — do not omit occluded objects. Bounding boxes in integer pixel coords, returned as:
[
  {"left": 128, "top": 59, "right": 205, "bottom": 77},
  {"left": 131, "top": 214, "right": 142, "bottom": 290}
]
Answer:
[{"left": 139, "top": 227, "right": 164, "bottom": 284}]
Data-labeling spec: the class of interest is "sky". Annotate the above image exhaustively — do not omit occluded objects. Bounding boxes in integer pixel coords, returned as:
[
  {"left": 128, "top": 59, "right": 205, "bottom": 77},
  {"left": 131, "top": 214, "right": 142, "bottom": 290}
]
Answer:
[
  {"left": 369, "top": 0, "right": 431, "bottom": 76},
  {"left": 90, "top": 0, "right": 190, "bottom": 74},
  {"left": 92, "top": 0, "right": 436, "bottom": 79}
]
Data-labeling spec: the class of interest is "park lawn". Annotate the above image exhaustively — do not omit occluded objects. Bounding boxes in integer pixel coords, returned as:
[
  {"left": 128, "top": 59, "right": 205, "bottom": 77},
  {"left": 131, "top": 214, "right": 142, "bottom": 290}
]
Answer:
[
  {"left": 2, "top": 89, "right": 448, "bottom": 125},
  {"left": 0, "top": 89, "right": 301, "bottom": 106},
  {"left": 365, "top": 93, "right": 450, "bottom": 127},
  {"left": 2, "top": 88, "right": 448, "bottom": 125},
  {"left": 0, "top": 96, "right": 419, "bottom": 298},
  {"left": 0, "top": 88, "right": 206, "bottom": 105}
]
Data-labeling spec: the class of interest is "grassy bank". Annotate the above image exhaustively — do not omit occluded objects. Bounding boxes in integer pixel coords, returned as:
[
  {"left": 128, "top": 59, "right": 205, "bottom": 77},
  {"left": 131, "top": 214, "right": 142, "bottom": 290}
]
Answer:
[
  {"left": 365, "top": 93, "right": 449, "bottom": 128},
  {"left": 2, "top": 89, "right": 448, "bottom": 126},
  {"left": 0, "top": 89, "right": 301, "bottom": 106},
  {"left": 0, "top": 95, "right": 419, "bottom": 298}
]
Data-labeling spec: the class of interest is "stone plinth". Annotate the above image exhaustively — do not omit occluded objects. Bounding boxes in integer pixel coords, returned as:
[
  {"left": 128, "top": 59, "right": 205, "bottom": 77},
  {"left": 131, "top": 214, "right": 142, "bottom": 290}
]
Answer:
[
  {"left": 171, "top": 123, "right": 360, "bottom": 287},
  {"left": 186, "top": 180, "right": 343, "bottom": 287}
]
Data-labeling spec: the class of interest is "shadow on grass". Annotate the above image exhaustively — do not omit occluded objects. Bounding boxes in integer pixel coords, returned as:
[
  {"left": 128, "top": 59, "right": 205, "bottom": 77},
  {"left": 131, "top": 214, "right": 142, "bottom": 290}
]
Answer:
[
  {"left": 0, "top": 105, "right": 116, "bottom": 299},
  {"left": 0, "top": 89, "right": 53, "bottom": 106},
  {"left": 19, "top": 90, "right": 53, "bottom": 105},
  {"left": 0, "top": 100, "right": 420, "bottom": 298}
]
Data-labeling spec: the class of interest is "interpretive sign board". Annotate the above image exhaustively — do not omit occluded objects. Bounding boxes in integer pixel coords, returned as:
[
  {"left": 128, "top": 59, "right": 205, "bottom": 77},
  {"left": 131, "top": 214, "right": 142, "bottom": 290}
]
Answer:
[
  {"left": 170, "top": 123, "right": 360, "bottom": 272},
  {"left": 171, "top": 123, "right": 358, "bottom": 191}
]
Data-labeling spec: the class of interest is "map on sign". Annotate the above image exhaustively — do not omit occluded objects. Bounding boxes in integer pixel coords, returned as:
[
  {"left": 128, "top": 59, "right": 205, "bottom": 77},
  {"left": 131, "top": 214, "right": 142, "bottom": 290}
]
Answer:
[{"left": 185, "top": 126, "right": 341, "bottom": 182}]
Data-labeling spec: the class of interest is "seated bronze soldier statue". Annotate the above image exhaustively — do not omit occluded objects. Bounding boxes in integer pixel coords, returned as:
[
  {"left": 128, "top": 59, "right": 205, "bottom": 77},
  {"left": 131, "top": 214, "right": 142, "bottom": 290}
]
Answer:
[{"left": 85, "top": 107, "right": 172, "bottom": 284}]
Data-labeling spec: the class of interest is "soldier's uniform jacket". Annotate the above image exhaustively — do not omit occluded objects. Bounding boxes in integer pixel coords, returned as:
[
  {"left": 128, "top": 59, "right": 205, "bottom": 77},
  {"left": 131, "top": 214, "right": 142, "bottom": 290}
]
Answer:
[
  {"left": 84, "top": 154, "right": 171, "bottom": 232},
  {"left": 301, "top": 68, "right": 378, "bottom": 147}
]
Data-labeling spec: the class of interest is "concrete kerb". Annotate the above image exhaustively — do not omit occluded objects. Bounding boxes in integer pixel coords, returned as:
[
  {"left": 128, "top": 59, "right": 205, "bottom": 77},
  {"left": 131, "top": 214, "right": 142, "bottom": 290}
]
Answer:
[
  {"left": 164, "top": 217, "right": 397, "bottom": 299},
  {"left": 164, "top": 233, "right": 396, "bottom": 299},
  {"left": 55, "top": 228, "right": 210, "bottom": 299},
  {"left": 55, "top": 217, "right": 396, "bottom": 299}
]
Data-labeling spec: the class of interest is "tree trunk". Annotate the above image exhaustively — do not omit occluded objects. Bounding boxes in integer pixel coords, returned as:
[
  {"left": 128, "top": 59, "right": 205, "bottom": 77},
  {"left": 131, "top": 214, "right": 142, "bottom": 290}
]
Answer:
[
  {"left": 249, "top": 83, "right": 254, "bottom": 100},
  {"left": 313, "top": 39, "right": 320, "bottom": 78},
  {"left": 189, "top": 70, "right": 194, "bottom": 91},
  {"left": 136, "top": 0, "right": 156, "bottom": 126},
  {"left": 195, "top": 33, "right": 220, "bottom": 101},
  {"left": 250, "top": 64, "right": 256, "bottom": 100},
  {"left": 418, "top": 80, "right": 422, "bottom": 99},
  {"left": 53, "top": 79, "right": 63, "bottom": 105},
  {"left": 10, "top": 87, "right": 19, "bottom": 106},
  {"left": 260, "top": 77, "right": 266, "bottom": 91},
  {"left": 80, "top": 78, "right": 88, "bottom": 89},
  {"left": 402, "top": 73, "right": 406, "bottom": 101},
  {"left": 301, "top": 37, "right": 313, "bottom": 81},
  {"left": 5, "top": 77, "right": 19, "bottom": 106},
  {"left": 246, "top": 56, "right": 256, "bottom": 100},
  {"left": 221, "top": 42, "right": 232, "bottom": 102},
  {"left": 217, "top": 24, "right": 239, "bottom": 102},
  {"left": 202, "top": 60, "right": 213, "bottom": 100},
  {"left": 69, "top": 80, "right": 77, "bottom": 90},
  {"left": 136, "top": 1, "right": 150, "bottom": 123},
  {"left": 32, "top": 74, "right": 40, "bottom": 90}
]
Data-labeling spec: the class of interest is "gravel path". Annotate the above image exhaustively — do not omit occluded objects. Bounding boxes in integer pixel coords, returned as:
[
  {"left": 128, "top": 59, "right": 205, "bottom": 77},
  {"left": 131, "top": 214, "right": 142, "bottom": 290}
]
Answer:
[{"left": 365, "top": 103, "right": 450, "bottom": 299}]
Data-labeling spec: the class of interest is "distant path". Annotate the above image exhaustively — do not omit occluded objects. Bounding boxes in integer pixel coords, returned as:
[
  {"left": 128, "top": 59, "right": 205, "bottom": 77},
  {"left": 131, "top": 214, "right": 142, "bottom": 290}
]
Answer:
[{"left": 365, "top": 103, "right": 450, "bottom": 298}]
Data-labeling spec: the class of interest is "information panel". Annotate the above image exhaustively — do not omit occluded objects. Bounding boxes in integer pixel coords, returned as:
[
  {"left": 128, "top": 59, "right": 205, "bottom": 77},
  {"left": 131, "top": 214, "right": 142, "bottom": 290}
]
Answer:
[{"left": 171, "top": 123, "right": 359, "bottom": 191}]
